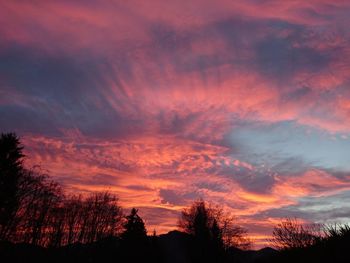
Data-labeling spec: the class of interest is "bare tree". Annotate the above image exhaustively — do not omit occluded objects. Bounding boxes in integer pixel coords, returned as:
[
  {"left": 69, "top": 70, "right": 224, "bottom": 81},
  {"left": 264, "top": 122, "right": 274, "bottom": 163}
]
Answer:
[
  {"left": 271, "top": 218, "right": 322, "bottom": 250},
  {"left": 64, "top": 195, "right": 84, "bottom": 245},
  {"left": 74, "top": 192, "right": 123, "bottom": 244},
  {"left": 84, "top": 192, "right": 123, "bottom": 243},
  {"left": 48, "top": 206, "right": 66, "bottom": 247},
  {"left": 221, "top": 215, "right": 251, "bottom": 250},
  {"left": 21, "top": 175, "right": 62, "bottom": 246},
  {"left": 0, "top": 133, "right": 125, "bottom": 247}
]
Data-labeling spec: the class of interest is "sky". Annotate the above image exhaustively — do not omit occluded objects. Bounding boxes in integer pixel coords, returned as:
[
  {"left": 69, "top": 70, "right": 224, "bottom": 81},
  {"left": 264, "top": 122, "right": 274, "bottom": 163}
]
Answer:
[{"left": 1, "top": 0, "right": 350, "bottom": 248}]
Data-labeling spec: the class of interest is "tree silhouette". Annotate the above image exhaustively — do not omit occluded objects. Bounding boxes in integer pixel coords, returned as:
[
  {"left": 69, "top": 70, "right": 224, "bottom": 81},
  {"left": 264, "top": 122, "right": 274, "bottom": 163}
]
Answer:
[
  {"left": 120, "top": 208, "right": 149, "bottom": 262},
  {"left": 179, "top": 199, "right": 249, "bottom": 250},
  {"left": 122, "top": 208, "right": 147, "bottom": 243},
  {"left": 2, "top": 134, "right": 350, "bottom": 263},
  {"left": 81, "top": 192, "right": 123, "bottom": 244},
  {"left": 0, "top": 133, "right": 25, "bottom": 241},
  {"left": 21, "top": 174, "right": 62, "bottom": 246},
  {"left": 179, "top": 200, "right": 220, "bottom": 262},
  {"left": 1, "top": 134, "right": 125, "bottom": 247},
  {"left": 211, "top": 219, "right": 223, "bottom": 250},
  {"left": 271, "top": 218, "right": 322, "bottom": 250},
  {"left": 179, "top": 200, "right": 249, "bottom": 262}
]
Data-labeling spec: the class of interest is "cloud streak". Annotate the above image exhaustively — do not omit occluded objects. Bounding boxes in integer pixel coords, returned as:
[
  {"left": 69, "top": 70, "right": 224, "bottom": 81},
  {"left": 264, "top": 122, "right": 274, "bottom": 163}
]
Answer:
[{"left": 1, "top": 0, "right": 350, "bottom": 248}]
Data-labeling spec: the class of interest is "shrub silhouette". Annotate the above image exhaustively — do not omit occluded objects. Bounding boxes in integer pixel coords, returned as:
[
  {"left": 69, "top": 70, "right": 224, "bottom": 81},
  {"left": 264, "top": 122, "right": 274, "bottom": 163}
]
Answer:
[
  {"left": 270, "top": 218, "right": 322, "bottom": 250},
  {"left": 265, "top": 222, "right": 350, "bottom": 263}
]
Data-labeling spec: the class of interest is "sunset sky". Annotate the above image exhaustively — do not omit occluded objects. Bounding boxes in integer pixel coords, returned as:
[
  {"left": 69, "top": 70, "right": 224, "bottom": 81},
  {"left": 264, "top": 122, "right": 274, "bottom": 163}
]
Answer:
[{"left": 1, "top": 0, "right": 350, "bottom": 248}]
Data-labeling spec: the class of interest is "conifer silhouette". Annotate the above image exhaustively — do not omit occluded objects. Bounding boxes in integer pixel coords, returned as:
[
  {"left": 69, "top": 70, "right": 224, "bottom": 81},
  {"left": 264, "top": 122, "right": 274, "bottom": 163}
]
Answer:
[{"left": 0, "top": 133, "right": 24, "bottom": 240}]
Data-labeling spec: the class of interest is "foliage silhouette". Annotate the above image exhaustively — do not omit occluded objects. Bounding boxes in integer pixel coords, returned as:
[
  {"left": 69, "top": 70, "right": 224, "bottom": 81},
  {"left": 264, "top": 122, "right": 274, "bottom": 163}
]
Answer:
[
  {"left": 0, "top": 133, "right": 24, "bottom": 241},
  {"left": 119, "top": 208, "right": 154, "bottom": 262},
  {"left": 179, "top": 199, "right": 250, "bottom": 249},
  {"left": 0, "top": 133, "right": 127, "bottom": 262},
  {"left": 1, "top": 132, "right": 350, "bottom": 263},
  {"left": 122, "top": 208, "right": 147, "bottom": 243},
  {"left": 179, "top": 199, "right": 250, "bottom": 262},
  {"left": 262, "top": 223, "right": 350, "bottom": 263},
  {"left": 270, "top": 218, "right": 322, "bottom": 250}
]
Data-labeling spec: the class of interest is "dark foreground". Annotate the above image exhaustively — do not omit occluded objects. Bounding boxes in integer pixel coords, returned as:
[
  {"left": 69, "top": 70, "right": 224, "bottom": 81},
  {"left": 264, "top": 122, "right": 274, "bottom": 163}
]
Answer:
[{"left": 1, "top": 230, "right": 349, "bottom": 263}]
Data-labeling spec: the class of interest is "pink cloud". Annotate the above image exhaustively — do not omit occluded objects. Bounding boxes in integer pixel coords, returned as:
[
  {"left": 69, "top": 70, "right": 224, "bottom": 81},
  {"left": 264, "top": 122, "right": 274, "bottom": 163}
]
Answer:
[{"left": 1, "top": 0, "right": 350, "bottom": 248}]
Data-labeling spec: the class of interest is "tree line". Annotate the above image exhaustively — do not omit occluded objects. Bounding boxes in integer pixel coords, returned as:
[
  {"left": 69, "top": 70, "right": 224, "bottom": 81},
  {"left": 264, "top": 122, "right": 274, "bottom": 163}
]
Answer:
[
  {"left": 1, "top": 132, "right": 350, "bottom": 263},
  {"left": 0, "top": 133, "right": 248, "bottom": 250}
]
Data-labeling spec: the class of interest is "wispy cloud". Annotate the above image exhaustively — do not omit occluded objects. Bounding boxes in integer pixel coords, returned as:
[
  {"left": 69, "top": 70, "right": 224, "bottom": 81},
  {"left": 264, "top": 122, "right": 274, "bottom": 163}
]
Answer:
[{"left": 1, "top": 0, "right": 350, "bottom": 248}]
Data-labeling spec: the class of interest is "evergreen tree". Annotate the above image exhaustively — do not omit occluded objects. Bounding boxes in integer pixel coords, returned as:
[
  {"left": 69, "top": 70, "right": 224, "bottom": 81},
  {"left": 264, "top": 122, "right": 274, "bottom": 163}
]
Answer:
[
  {"left": 211, "top": 219, "right": 223, "bottom": 249},
  {"left": 179, "top": 199, "right": 250, "bottom": 262},
  {"left": 121, "top": 208, "right": 149, "bottom": 262},
  {"left": 122, "top": 208, "right": 147, "bottom": 243},
  {"left": 0, "top": 133, "right": 25, "bottom": 240}
]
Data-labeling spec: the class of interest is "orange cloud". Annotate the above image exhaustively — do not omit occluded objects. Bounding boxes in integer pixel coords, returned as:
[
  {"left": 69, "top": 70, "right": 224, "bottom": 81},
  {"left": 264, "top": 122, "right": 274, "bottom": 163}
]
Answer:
[{"left": 2, "top": 0, "right": 350, "bottom": 248}]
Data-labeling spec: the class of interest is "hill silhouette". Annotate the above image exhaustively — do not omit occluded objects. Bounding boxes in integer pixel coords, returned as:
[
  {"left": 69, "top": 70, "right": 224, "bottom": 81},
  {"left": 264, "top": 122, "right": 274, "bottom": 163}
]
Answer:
[
  {"left": 0, "top": 231, "right": 278, "bottom": 263},
  {"left": 3, "top": 229, "right": 350, "bottom": 263}
]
